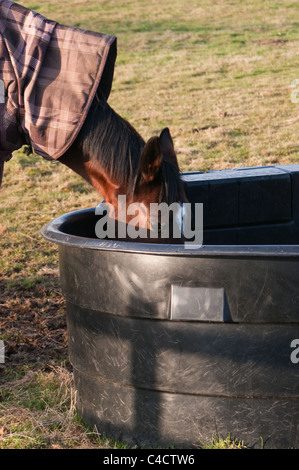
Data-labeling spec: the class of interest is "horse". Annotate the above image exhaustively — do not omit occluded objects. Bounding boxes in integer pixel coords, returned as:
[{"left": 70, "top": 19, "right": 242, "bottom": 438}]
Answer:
[
  {"left": 58, "top": 90, "right": 188, "bottom": 243},
  {"left": 0, "top": 0, "right": 188, "bottom": 243}
]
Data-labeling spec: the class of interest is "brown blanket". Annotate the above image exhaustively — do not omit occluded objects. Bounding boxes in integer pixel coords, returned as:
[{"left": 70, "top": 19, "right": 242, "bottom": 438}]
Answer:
[{"left": 0, "top": 0, "right": 117, "bottom": 164}]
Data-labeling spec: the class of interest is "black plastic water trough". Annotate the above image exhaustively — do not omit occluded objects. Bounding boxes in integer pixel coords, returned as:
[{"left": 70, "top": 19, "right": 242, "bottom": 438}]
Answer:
[{"left": 41, "top": 165, "right": 299, "bottom": 449}]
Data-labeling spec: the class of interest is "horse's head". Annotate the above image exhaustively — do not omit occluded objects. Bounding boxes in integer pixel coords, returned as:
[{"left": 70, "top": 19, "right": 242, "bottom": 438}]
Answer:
[
  {"left": 60, "top": 96, "right": 188, "bottom": 244},
  {"left": 101, "top": 127, "right": 188, "bottom": 244}
]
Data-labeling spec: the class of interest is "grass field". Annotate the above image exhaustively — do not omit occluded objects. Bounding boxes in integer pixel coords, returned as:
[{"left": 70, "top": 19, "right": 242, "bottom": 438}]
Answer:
[{"left": 1, "top": 0, "right": 299, "bottom": 449}]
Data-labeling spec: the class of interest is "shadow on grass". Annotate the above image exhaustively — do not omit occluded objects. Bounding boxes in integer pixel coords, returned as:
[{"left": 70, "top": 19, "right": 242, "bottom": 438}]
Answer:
[{"left": 0, "top": 274, "right": 68, "bottom": 378}]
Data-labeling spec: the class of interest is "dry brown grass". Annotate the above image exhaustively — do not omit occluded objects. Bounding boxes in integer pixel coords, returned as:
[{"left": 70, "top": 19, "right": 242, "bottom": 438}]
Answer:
[
  {"left": 0, "top": 366, "right": 118, "bottom": 449},
  {"left": 2, "top": 0, "right": 299, "bottom": 449}
]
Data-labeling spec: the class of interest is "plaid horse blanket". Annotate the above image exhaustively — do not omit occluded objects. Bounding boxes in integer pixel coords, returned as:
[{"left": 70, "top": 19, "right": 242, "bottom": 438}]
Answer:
[{"left": 0, "top": 0, "right": 117, "bottom": 172}]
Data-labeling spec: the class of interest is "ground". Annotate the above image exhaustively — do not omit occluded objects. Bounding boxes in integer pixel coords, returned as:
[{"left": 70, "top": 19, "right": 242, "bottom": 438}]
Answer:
[
  {"left": 0, "top": 278, "right": 67, "bottom": 371},
  {"left": 1, "top": 0, "right": 299, "bottom": 449}
]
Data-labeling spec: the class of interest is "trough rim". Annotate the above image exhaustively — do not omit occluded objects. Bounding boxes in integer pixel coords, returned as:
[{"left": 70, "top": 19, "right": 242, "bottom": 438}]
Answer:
[{"left": 41, "top": 207, "right": 299, "bottom": 257}]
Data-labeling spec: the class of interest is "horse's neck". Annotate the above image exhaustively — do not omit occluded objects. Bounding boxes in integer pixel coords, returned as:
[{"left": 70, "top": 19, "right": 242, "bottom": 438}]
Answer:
[
  {"left": 58, "top": 99, "right": 144, "bottom": 200},
  {"left": 58, "top": 144, "right": 93, "bottom": 185}
]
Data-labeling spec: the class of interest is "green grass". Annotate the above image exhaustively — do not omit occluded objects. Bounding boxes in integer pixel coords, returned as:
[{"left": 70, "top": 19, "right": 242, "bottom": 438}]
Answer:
[
  {"left": 2, "top": 0, "right": 299, "bottom": 449},
  {"left": 0, "top": 366, "right": 130, "bottom": 449},
  {"left": 200, "top": 434, "right": 248, "bottom": 449}
]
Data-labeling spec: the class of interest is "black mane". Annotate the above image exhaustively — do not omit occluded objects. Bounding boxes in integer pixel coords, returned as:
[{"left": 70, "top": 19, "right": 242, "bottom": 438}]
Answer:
[
  {"left": 79, "top": 93, "right": 144, "bottom": 192},
  {"left": 78, "top": 92, "right": 185, "bottom": 203}
]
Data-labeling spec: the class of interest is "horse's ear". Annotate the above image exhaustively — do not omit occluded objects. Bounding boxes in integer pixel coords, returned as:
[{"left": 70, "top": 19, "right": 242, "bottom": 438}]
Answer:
[
  {"left": 159, "top": 127, "right": 178, "bottom": 164},
  {"left": 139, "top": 128, "right": 177, "bottom": 182},
  {"left": 140, "top": 136, "right": 162, "bottom": 182}
]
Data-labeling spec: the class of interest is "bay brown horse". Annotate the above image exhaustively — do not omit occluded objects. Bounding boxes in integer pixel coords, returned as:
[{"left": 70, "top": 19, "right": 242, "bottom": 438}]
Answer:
[
  {"left": 59, "top": 90, "right": 188, "bottom": 243},
  {"left": 0, "top": 1, "right": 187, "bottom": 243}
]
